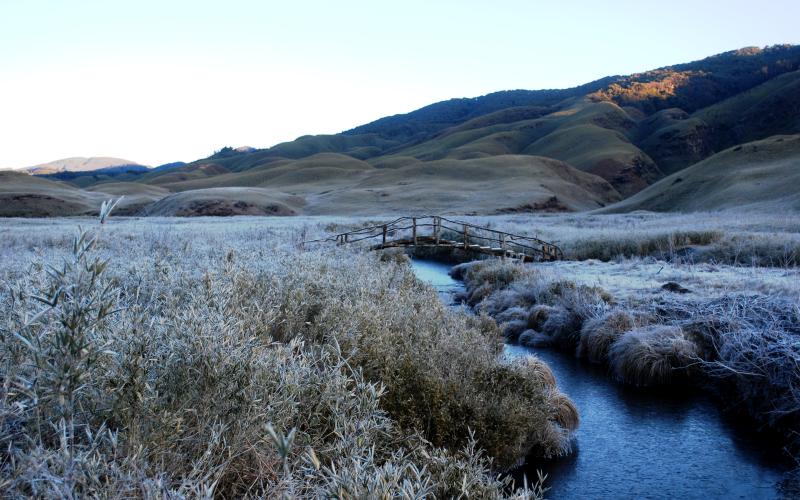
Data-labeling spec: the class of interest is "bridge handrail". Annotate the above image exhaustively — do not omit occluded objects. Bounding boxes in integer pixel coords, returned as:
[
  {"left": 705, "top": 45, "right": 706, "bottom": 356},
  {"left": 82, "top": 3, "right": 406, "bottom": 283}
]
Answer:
[
  {"left": 309, "top": 216, "right": 554, "bottom": 244},
  {"left": 304, "top": 215, "right": 564, "bottom": 261}
]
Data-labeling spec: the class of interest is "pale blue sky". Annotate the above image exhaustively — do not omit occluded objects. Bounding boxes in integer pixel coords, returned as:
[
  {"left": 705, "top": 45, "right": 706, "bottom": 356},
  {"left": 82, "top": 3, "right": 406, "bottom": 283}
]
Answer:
[{"left": 1, "top": 0, "right": 798, "bottom": 168}]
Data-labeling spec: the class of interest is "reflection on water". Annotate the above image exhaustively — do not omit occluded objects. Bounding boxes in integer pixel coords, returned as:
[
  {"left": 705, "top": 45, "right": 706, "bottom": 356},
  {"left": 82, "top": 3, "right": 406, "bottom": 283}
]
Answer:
[
  {"left": 505, "top": 345, "right": 787, "bottom": 499},
  {"left": 411, "top": 259, "right": 789, "bottom": 500},
  {"left": 409, "top": 258, "right": 465, "bottom": 306}
]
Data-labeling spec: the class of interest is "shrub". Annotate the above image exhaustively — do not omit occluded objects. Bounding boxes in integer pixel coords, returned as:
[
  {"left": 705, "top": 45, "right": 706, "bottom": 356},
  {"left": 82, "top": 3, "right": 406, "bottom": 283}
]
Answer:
[
  {"left": 527, "top": 304, "right": 558, "bottom": 331},
  {"left": 0, "top": 222, "right": 566, "bottom": 496},
  {"left": 503, "top": 318, "right": 529, "bottom": 342},
  {"left": 379, "top": 247, "right": 411, "bottom": 265}
]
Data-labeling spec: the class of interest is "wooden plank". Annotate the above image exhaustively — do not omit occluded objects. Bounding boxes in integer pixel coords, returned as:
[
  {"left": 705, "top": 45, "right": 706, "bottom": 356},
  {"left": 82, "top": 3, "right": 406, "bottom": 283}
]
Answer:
[{"left": 331, "top": 215, "right": 562, "bottom": 262}]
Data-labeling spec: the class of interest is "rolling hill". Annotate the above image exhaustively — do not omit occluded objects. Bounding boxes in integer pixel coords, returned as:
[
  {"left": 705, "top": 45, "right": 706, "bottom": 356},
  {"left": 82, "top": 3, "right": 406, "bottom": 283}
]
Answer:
[
  {"left": 140, "top": 153, "right": 621, "bottom": 215},
  {"left": 0, "top": 171, "right": 108, "bottom": 217},
  {"left": 3, "top": 45, "right": 800, "bottom": 217},
  {"left": 133, "top": 45, "right": 797, "bottom": 201},
  {"left": 601, "top": 135, "right": 800, "bottom": 212}
]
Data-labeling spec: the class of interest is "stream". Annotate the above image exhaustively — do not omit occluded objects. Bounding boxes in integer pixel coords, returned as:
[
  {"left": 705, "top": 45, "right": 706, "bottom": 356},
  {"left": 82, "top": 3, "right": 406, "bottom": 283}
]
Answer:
[{"left": 410, "top": 259, "right": 790, "bottom": 499}]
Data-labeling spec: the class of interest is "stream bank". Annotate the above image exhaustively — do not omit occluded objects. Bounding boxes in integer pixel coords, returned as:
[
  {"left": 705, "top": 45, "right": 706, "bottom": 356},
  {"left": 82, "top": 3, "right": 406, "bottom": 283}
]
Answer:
[{"left": 410, "top": 258, "right": 790, "bottom": 499}]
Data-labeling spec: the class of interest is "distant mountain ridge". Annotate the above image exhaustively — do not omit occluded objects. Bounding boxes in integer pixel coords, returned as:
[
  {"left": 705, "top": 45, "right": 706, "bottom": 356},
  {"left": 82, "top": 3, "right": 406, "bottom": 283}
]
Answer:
[{"left": 25, "top": 157, "right": 147, "bottom": 175}]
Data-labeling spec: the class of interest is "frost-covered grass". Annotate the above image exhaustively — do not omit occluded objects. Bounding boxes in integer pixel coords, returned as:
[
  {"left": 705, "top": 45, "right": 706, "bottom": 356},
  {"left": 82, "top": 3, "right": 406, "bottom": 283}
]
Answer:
[
  {"left": 0, "top": 216, "right": 572, "bottom": 498},
  {"left": 454, "top": 256, "right": 800, "bottom": 458},
  {"left": 459, "top": 211, "right": 800, "bottom": 267},
  {"left": 2, "top": 210, "right": 798, "bottom": 495}
]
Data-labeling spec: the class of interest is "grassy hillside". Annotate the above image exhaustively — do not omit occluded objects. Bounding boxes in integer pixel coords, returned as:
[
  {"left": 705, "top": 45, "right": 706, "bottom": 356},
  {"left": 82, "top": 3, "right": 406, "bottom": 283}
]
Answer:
[
  {"left": 5, "top": 45, "right": 800, "bottom": 217},
  {"left": 302, "top": 155, "right": 621, "bottom": 215},
  {"left": 0, "top": 173, "right": 174, "bottom": 217},
  {"left": 378, "top": 100, "right": 659, "bottom": 196},
  {"left": 0, "top": 171, "right": 107, "bottom": 217},
  {"left": 145, "top": 187, "right": 304, "bottom": 216},
  {"left": 589, "top": 45, "right": 800, "bottom": 114},
  {"left": 602, "top": 135, "right": 800, "bottom": 212},
  {"left": 140, "top": 153, "right": 619, "bottom": 215},
  {"left": 86, "top": 182, "right": 171, "bottom": 214},
  {"left": 694, "top": 70, "right": 800, "bottom": 151}
]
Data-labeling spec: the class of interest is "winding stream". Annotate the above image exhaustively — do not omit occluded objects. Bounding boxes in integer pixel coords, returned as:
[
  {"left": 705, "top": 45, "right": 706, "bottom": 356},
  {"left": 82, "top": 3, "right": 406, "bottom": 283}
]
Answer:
[{"left": 410, "top": 259, "right": 790, "bottom": 499}]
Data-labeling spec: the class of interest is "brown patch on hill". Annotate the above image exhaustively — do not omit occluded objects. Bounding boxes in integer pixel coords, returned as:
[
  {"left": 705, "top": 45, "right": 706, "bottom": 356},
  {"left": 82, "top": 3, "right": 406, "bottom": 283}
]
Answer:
[
  {"left": 590, "top": 70, "right": 698, "bottom": 109},
  {"left": 588, "top": 155, "right": 661, "bottom": 196},
  {"left": 493, "top": 196, "right": 571, "bottom": 214},
  {"left": 175, "top": 200, "right": 297, "bottom": 217},
  {"left": 0, "top": 194, "right": 91, "bottom": 217}
]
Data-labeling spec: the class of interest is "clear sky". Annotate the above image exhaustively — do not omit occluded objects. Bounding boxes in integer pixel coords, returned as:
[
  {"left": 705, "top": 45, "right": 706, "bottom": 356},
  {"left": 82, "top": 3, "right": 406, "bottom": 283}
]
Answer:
[{"left": 1, "top": 0, "right": 798, "bottom": 168}]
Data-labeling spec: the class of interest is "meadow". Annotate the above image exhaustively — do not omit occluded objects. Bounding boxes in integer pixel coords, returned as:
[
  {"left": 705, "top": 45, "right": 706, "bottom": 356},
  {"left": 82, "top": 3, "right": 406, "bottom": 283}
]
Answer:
[
  {"left": 1, "top": 211, "right": 798, "bottom": 497},
  {"left": 444, "top": 212, "right": 800, "bottom": 474},
  {"left": 0, "top": 215, "right": 569, "bottom": 498}
]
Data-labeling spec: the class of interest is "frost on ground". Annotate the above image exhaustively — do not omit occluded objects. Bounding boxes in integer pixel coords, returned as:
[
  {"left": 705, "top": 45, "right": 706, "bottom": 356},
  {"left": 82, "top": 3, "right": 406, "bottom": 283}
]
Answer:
[
  {"left": 535, "top": 258, "right": 800, "bottom": 303},
  {"left": 451, "top": 213, "right": 800, "bottom": 468},
  {"left": 0, "top": 215, "right": 564, "bottom": 498},
  {"left": 1, "top": 211, "right": 798, "bottom": 497}
]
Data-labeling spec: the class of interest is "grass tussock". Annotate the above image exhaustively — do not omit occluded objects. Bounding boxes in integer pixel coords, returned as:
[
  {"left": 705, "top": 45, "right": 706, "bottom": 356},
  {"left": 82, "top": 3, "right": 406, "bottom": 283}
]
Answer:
[
  {"left": 0, "top": 218, "right": 571, "bottom": 497},
  {"left": 608, "top": 325, "right": 699, "bottom": 387},
  {"left": 455, "top": 257, "right": 800, "bottom": 455},
  {"left": 378, "top": 247, "right": 411, "bottom": 265},
  {"left": 576, "top": 309, "right": 636, "bottom": 364}
]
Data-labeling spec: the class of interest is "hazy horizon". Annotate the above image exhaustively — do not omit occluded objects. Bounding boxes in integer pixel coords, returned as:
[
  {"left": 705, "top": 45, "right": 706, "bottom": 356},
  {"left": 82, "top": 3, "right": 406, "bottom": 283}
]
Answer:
[{"left": 2, "top": 0, "right": 798, "bottom": 169}]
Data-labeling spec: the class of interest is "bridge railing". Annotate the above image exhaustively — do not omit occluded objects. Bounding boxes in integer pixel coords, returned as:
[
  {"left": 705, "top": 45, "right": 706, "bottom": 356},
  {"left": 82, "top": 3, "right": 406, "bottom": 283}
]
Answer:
[{"left": 311, "top": 216, "right": 563, "bottom": 262}]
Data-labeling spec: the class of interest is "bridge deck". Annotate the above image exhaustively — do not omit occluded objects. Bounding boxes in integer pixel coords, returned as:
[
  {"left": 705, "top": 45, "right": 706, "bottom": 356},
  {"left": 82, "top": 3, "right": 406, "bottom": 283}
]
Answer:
[{"left": 309, "top": 216, "right": 563, "bottom": 262}]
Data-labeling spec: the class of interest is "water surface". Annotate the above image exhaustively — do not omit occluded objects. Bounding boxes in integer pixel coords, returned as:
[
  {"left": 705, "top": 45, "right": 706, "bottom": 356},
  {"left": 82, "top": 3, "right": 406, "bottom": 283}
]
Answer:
[{"left": 410, "top": 259, "right": 790, "bottom": 499}]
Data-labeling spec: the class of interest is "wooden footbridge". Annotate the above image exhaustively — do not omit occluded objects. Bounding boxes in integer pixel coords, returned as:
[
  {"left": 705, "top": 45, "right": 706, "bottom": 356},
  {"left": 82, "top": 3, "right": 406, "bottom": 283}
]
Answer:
[{"left": 310, "top": 216, "right": 563, "bottom": 262}]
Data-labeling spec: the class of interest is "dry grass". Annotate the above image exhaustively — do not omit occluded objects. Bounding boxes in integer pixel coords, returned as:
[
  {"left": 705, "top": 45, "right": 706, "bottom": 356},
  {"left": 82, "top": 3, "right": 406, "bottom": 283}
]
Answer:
[
  {"left": 0, "top": 215, "right": 573, "bottom": 497},
  {"left": 608, "top": 325, "right": 699, "bottom": 387},
  {"left": 454, "top": 253, "right": 800, "bottom": 456},
  {"left": 4, "top": 150, "right": 622, "bottom": 217},
  {"left": 461, "top": 211, "right": 800, "bottom": 267},
  {"left": 604, "top": 134, "right": 800, "bottom": 213},
  {"left": 576, "top": 309, "right": 636, "bottom": 364}
]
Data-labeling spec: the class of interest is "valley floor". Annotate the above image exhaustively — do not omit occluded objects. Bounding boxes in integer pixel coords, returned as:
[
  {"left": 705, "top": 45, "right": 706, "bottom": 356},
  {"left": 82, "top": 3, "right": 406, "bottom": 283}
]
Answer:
[{"left": 0, "top": 212, "right": 798, "bottom": 497}]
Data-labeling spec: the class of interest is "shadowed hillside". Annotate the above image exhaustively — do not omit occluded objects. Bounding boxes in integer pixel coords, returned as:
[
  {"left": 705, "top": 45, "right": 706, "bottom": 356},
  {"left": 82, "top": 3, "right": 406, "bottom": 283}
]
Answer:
[
  {"left": 0, "top": 171, "right": 107, "bottom": 217},
  {"left": 0, "top": 173, "right": 172, "bottom": 217},
  {"left": 601, "top": 135, "right": 800, "bottom": 212}
]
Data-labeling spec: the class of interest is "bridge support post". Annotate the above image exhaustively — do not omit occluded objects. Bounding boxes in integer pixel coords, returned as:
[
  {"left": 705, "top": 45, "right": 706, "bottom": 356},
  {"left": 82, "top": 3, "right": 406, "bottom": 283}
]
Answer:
[
  {"left": 412, "top": 218, "right": 417, "bottom": 246},
  {"left": 434, "top": 217, "right": 440, "bottom": 246},
  {"left": 501, "top": 234, "right": 506, "bottom": 260},
  {"left": 463, "top": 225, "right": 469, "bottom": 249},
  {"left": 382, "top": 225, "right": 387, "bottom": 246}
]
